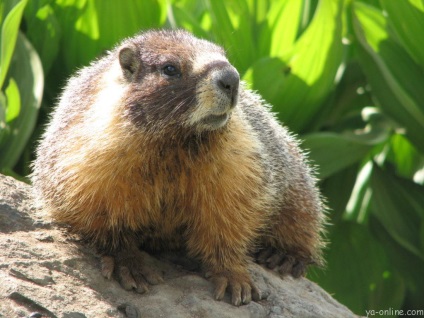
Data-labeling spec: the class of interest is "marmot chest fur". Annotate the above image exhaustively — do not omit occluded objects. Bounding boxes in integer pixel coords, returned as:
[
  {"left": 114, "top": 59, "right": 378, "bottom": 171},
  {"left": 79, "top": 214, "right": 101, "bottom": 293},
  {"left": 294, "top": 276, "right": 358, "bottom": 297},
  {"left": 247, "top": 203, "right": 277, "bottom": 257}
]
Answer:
[{"left": 32, "top": 29, "right": 326, "bottom": 306}]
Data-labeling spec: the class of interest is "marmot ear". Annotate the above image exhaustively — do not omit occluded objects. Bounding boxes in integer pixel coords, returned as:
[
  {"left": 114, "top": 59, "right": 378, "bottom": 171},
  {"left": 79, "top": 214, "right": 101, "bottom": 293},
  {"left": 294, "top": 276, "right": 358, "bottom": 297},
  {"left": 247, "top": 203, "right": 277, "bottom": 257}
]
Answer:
[{"left": 119, "top": 45, "right": 140, "bottom": 81}]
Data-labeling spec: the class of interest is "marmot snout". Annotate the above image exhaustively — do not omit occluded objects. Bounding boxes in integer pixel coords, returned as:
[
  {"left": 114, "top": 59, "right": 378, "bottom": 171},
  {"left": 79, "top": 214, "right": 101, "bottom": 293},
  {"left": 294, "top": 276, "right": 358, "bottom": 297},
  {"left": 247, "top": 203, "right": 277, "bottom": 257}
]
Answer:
[
  {"left": 32, "top": 29, "right": 326, "bottom": 306},
  {"left": 191, "top": 64, "right": 239, "bottom": 131}
]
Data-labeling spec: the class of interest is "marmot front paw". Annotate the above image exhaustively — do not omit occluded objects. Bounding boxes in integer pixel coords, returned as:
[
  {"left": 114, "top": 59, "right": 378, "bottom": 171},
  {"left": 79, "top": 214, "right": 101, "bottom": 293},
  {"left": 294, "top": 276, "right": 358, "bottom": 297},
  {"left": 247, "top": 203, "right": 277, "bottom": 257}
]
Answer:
[
  {"left": 101, "top": 250, "right": 164, "bottom": 293},
  {"left": 255, "top": 247, "right": 309, "bottom": 278},
  {"left": 205, "top": 269, "right": 262, "bottom": 306}
]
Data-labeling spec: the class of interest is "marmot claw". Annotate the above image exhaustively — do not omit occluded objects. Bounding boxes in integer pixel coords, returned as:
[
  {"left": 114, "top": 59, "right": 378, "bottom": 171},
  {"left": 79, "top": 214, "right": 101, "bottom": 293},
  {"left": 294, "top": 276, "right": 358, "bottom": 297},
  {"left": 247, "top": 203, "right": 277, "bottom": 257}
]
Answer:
[
  {"left": 101, "top": 251, "right": 164, "bottom": 294},
  {"left": 206, "top": 270, "right": 262, "bottom": 306},
  {"left": 256, "top": 247, "right": 308, "bottom": 278}
]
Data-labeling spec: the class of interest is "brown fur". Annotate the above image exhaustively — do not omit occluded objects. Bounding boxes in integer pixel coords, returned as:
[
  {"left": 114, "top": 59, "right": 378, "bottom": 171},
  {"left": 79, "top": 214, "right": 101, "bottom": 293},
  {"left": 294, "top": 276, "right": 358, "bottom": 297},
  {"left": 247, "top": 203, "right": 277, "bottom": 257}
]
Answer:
[{"left": 32, "top": 29, "right": 326, "bottom": 306}]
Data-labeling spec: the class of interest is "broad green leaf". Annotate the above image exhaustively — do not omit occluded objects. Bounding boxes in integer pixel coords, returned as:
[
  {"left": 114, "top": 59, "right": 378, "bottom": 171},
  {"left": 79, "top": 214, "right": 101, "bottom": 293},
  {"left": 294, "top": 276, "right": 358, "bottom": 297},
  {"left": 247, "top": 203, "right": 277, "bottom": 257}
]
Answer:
[
  {"left": 207, "top": 0, "right": 256, "bottom": 73},
  {"left": 244, "top": 0, "right": 344, "bottom": 132},
  {"left": 339, "top": 107, "right": 393, "bottom": 146},
  {"left": 320, "top": 164, "right": 359, "bottom": 221},
  {"left": 95, "top": 0, "right": 165, "bottom": 44},
  {"left": 0, "top": 32, "right": 43, "bottom": 169},
  {"left": 4, "top": 77, "right": 20, "bottom": 122},
  {"left": 243, "top": 57, "right": 290, "bottom": 102},
  {"left": 387, "top": 134, "right": 424, "bottom": 181},
  {"left": 279, "top": 0, "right": 344, "bottom": 130},
  {"left": 299, "top": 0, "right": 319, "bottom": 32},
  {"left": 0, "top": 1, "right": 22, "bottom": 25},
  {"left": 310, "top": 61, "right": 374, "bottom": 130},
  {"left": 371, "top": 164, "right": 424, "bottom": 260},
  {"left": 302, "top": 132, "right": 373, "bottom": 179},
  {"left": 381, "top": 0, "right": 424, "bottom": 68},
  {"left": 267, "top": 0, "right": 303, "bottom": 58},
  {"left": 0, "top": 0, "right": 28, "bottom": 89},
  {"left": 352, "top": 2, "right": 424, "bottom": 154},
  {"left": 24, "top": 1, "right": 61, "bottom": 75},
  {"left": 53, "top": 0, "right": 165, "bottom": 74},
  {"left": 309, "top": 221, "right": 405, "bottom": 315},
  {"left": 370, "top": 215, "right": 424, "bottom": 308},
  {"left": 172, "top": 0, "right": 332, "bottom": 85},
  {"left": 168, "top": 5, "right": 210, "bottom": 39}
]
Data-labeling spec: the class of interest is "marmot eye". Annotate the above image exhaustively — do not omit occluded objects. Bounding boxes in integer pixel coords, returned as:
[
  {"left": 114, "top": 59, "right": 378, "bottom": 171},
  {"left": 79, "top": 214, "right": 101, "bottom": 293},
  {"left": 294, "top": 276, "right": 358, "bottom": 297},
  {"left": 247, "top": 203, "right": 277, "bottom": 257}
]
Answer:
[{"left": 163, "top": 64, "right": 180, "bottom": 77}]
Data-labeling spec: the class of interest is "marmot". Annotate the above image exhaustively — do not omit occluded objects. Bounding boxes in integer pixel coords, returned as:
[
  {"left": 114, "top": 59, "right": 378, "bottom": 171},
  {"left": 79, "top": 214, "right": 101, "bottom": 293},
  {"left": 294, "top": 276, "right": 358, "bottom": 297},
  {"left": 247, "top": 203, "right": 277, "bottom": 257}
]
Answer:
[{"left": 32, "top": 29, "right": 326, "bottom": 306}]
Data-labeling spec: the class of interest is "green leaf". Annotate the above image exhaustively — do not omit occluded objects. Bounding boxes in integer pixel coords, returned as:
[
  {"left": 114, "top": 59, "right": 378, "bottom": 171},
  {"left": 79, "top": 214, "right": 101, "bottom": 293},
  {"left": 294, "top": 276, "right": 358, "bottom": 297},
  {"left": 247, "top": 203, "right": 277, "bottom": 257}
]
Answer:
[
  {"left": 370, "top": 215, "right": 424, "bottom": 308},
  {"left": 333, "top": 107, "right": 393, "bottom": 146},
  {"left": 4, "top": 77, "right": 20, "bottom": 122},
  {"left": 313, "top": 60, "right": 373, "bottom": 129},
  {"left": 309, "top": 221, "right": 405, "bottom": 316},
  {"left": 53, "top": 0, "right": 165, "bottom": 74},
  {"left": 243, "top": 0, "right": 344, "bottom": 132},
  {"left": 352, "top": 2, "right": 424, "bottom": 154},
  {"left": 0, "top": 32, "right": 43, "bottom": 169},
  {"left": 320, "top": 164, "right": 359, "bottom": 221},
  {"left": 344, "top": 161, "right": 373, "bottom": 223},
  {"left": 387, "top": 134, "right": 424, "bottom": 181},
  {"left": 0, "top": 0, "right": 28, "bottom": 89},
  {"left": 207, "top": 0, "right": 236, "bottom": 43},
  {"left": 203, "top": 1, "right": 302, "bottom": 74},
  {"left": 167, "top": 4, "right": 210, "bottom": 39},
  {"left": 0, "top": 90, "right": 6, "bottom": 143},
  {"left": 302, "top": 132, "right": 373, "bottom": 179},
  {"left": 267, "top": 0, "right": 303, "bottom": 58},
  {"left": 371, "top": 164, "right": 424, "bottom": 260},
  {"left": 0, "top": 166, "right": 29, "bottom": 183},
  {"left": 420, "top": 221, "right": 424, "bottom": 260},
  {"left": 243, "top": 57, "right": 290, "bottom": 102},
  {"left": 381, "top": 0, "right": 424, "bottom": 68},
  {"left": 207, "top": 0, "right": 256, "bottom": 73},
  {"left": 24, "top": 1, "right": 61, "bottom": 75}
]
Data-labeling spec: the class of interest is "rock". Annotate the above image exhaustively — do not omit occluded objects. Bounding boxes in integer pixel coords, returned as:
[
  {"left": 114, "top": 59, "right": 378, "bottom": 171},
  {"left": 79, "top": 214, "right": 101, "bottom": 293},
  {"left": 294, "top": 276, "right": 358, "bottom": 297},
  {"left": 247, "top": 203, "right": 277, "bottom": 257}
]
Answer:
[{"left": 0, "top": 174, "right": 359, "bottom": 318}]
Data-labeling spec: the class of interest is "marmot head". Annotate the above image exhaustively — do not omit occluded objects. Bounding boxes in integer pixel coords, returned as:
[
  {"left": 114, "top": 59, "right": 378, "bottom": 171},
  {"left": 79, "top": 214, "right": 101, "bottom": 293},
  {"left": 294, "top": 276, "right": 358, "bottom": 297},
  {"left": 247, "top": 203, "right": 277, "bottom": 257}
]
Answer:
[{"left": 115, "top": 29, "right": 240, "bottom": 134}]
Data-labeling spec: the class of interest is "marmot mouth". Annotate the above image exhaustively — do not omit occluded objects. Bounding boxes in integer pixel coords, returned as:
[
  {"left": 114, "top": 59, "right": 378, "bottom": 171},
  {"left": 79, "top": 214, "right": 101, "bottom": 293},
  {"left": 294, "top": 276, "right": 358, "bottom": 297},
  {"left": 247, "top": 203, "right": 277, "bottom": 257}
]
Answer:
[{"left": 201, "top": 113, "right": 229, "bottom": 128}]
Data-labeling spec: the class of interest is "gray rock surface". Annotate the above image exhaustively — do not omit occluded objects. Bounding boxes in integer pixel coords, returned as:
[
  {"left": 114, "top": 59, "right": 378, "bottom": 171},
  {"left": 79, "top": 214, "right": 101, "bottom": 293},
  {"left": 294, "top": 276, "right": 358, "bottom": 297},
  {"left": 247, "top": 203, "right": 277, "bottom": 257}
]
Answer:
[{"left": 0, "top": 174, "right": 358, "bottom": 318}]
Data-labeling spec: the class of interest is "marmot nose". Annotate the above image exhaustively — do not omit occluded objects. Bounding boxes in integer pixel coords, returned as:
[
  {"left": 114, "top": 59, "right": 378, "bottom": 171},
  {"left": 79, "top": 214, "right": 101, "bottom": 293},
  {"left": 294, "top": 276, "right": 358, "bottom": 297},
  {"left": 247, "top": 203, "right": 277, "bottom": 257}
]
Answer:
[{"left": 216, "top": 68, "right": 240, "bottom": 103}]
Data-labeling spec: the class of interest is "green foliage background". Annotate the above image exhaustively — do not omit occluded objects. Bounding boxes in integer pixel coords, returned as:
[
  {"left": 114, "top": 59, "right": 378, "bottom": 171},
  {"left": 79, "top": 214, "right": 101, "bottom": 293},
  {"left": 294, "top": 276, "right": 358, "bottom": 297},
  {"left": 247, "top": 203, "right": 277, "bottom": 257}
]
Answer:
[{"left": 1, "top": 0, "right": 424, "bottom": 316}]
